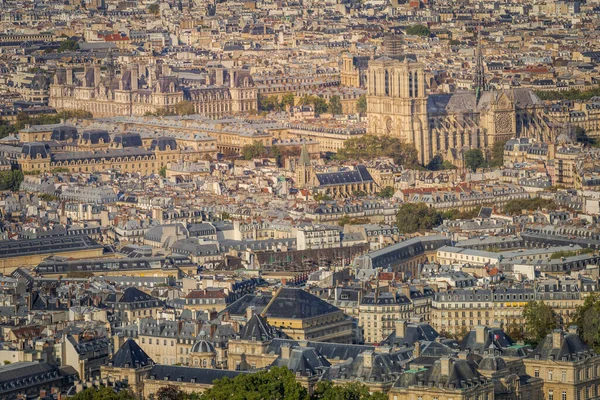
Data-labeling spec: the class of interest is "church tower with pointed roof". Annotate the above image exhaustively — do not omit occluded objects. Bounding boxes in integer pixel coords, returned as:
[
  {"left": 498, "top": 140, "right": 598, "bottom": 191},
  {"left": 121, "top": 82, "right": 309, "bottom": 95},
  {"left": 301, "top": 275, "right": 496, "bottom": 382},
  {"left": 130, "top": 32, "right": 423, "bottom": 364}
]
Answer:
[{"left": 296, "top": 143, "right": 313, "bottom": 189}]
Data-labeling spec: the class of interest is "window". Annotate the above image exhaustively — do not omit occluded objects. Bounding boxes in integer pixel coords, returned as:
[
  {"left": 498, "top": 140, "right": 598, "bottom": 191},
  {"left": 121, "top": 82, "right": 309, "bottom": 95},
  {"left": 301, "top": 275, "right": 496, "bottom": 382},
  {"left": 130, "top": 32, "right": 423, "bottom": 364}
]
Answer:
[
  {"left": 562, "top": 391, "right": 567, "bottom": 400},
  {"left": 549, "top": 370, "right": 553, "bottom": 381},
  {"left": 549, "top": 390, "right": 554, "bottom": 400},
  {"left": 535, "top": 369, "right": 540, "bottom": 378},
  {"left": 562, "top": 370, "right": 567, "bottom": 382}
]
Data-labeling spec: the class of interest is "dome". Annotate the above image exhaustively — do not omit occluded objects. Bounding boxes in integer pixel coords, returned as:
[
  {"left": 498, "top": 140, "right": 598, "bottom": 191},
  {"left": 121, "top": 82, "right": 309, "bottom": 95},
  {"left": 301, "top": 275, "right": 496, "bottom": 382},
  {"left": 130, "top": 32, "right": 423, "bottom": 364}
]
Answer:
[
  {"left": 478, "top": 355, "right": 507, "bottom": 371},
  {"left": 191, "top": 339, "right": 215, "bottom": 354}
]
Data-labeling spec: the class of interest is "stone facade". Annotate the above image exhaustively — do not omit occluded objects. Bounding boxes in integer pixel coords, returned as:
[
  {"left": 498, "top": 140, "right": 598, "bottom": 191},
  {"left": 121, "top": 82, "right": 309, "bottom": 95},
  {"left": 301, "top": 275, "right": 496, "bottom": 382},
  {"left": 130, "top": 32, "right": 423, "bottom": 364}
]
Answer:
[
  {"left": 366, "top": 57, "right": 554, "bottom": 164},
  {"left": 49, "top": 63, "right": 257, "bottom": 118}
]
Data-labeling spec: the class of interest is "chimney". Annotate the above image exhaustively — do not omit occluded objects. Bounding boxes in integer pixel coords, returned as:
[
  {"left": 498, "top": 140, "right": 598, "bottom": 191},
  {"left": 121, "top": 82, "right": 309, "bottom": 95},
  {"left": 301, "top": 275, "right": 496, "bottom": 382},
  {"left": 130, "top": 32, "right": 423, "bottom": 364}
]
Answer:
[
  {"left": 66, "top": 68, "right": 73, "bottom": 85},
  {"left": 362, "top": 350, "right": 375, "bottom": 368},
  {"left": 334, "top": 287, "right": 341, "bottom": 301},
  {"left": 131, "top": 67, "right": 139, "bottom": 91},
  {"left": 414, "top": 341, "right": 422, "bottom": 357},
  {"left": 94, "top": 65, "right": 101, "bottom": 87},
  {"left": 246, "top": 306, "right": 255, "bottom": 320},
  {"left": 552, "top": 330, "right": 564, "bottom": 349},
  {"left": 475, "top": 325, "right": 486, "bottom": 344},
  {"left": 395, "top": 320, "right": 407, "bottom": 338},
  {"left": 440, "top": 357, "right": 452, "bottom": 376},
  {"left": 280, "top": 343, "right": 292, "bottom": 359}
]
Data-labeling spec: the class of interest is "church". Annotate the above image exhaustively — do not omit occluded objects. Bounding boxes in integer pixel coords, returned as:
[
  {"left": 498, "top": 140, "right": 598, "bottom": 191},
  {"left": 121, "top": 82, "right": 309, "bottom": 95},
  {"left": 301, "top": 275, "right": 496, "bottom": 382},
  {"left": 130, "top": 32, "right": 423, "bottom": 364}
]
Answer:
[{"left": 366, "top": 45, "right": 555, "bottom": 164}]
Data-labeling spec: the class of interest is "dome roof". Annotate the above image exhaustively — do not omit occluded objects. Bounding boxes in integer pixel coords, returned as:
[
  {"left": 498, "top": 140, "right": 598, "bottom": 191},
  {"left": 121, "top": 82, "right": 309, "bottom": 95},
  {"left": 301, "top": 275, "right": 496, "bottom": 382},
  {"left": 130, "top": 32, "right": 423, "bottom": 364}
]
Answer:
[
  {"left": 191, "top": 338, "right": 215, "bottom": 354},
  {"left": 478, "top": 355, "right": 507, "bottom": 371}
]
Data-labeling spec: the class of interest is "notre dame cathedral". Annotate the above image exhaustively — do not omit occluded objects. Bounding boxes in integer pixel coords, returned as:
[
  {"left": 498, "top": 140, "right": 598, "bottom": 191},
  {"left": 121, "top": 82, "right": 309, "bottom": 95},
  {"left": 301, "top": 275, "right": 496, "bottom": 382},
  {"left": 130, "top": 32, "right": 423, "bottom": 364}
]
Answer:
[{"left": 365, "top": 45, "right": 555, "bottom": 164}]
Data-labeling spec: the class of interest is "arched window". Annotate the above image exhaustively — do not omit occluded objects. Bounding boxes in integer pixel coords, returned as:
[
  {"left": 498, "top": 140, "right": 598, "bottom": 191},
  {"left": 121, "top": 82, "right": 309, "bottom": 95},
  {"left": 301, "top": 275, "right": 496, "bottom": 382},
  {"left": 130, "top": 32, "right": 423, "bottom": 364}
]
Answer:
[
  {"left": 373, "top": 72, "right": 377, "bottom": 95},
  {"left": 385, "top": 70, "right": 390, "bottom": 96},
  {"left": 414, "top": 71, "right": 419, "bottom": 97},
  {"left": 409, "top": 72, "right": 414, "bottom": 97}
]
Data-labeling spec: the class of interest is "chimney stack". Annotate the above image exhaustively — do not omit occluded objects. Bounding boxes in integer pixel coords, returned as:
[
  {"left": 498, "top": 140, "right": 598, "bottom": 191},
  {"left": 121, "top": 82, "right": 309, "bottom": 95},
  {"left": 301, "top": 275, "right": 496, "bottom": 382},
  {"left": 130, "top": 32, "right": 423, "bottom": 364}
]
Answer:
[
  {"left": 246, "top": 306, "right": 255, "bottom": 320},
  {"left": 280, "top": 343, "right": 292, "bottom": 359},
  {"left": 475, "top": 325, "right": 486, "bottom": 344},
  {"left": 363, "top": 350, "right": 375, "bottom": 368},
  {"left": 414, "top": 341, "right": 422, "bottom": 358},
  {"left": 552, "top": 330, "right": 564, "bottom": 349},
  {"left": 440, "top": 357, "right": 452, "bottom": 376},
  {"left": 395, "top": 320, "right": 407, "bottom": 338}
]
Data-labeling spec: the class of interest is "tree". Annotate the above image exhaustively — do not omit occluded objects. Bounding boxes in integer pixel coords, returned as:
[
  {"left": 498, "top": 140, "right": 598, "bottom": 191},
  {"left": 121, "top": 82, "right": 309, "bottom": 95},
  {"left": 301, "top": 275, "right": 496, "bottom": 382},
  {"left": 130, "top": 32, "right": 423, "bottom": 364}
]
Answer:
[
  {"left": 464, "top": 149, "right": 485, "bottom": 172},
  {"left": 572, "top": 293, "right": 600, "bottom": 353},
  {"left": 241, "top": 141, "right": 267, "bottom": 160},
  {"left": 200, "top": 366, "right": 307, "bottom": 400},
  {"left": 488, "top": 140, "right": 507, "bottom": 167},
  {"left": 406, "top": 24, "right": 430, "bottom": 37},
  {"left": 328, "top": 95, "right": 343, "bottom": 115},
  {"left": 506, "top": 320, "right": 525, "bottom": 342},
  {"left": 503, "top": 198, "right": 557, "bottom": 215},
  {"left": 148, "top": 3, "right": 160, "bottom": 15},
  {"left": 258, "top": 95, "right": 281, "bottom": 112},
  {"left": 175, "top": 101, "right": 195, "bottom": 116},
  {"left": 58, "top": 39, "right": 79, "bottom": 53},
  {"left": 71, "top": 386, "right": 135, "bottom": 400},
  {"left": 377, "top": 186, "right": 395, "bottom": 198},
  {"left": 523, "top": 301, "right": 557, "bottom": 346},
  {"left": 156, "top": 386, "right": 185, "bottom": 400},
  {"left": 336, "top": 135, "right": 419, "bottom": 168},
  {"left": 396, "top": 203, "right": 443, "bottom": 234},
  {"left": 299, "top": 95, "right": 328, "bottom": 116},
  {"left": 281, "top": 93, "right": 295, "bottom": 109},
  {"left": 356, "top": 95, "right": 367, "bottom": 115},
  {"left": 0, "top": 170, "right": 23, "bottom": 192},
  {"left": 312, "top": 380, "right": 387, "bottom": 400},
  {"left": 159, "top": 166, "right": 167, "bottom": 178}
]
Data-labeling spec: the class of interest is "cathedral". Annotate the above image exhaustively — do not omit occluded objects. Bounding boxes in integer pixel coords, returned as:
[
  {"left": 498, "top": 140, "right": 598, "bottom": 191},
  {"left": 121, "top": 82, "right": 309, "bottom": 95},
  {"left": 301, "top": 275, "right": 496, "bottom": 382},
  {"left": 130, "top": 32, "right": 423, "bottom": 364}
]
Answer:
[
  {"left": 366, "top": 45, "right": 555, "bottom": 164},
  {"left": 49, "top": 62, "right": 257, "bottom": 118}
]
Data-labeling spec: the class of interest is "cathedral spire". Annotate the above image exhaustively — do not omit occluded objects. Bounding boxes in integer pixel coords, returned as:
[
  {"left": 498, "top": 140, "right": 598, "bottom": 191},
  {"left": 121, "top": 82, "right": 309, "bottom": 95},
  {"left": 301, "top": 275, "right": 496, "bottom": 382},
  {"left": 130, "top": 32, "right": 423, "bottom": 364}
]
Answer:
[{"left": 474, "top": 31, "right": 486, "bottom": 99}]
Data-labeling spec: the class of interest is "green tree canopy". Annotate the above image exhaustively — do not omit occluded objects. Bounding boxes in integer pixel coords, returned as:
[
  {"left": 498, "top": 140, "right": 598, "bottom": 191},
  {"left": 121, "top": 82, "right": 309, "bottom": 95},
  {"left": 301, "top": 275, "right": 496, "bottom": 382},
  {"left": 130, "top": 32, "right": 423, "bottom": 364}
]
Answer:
[
  {"left": 200, "top": 367, "right": 307, "bottom": 400},
  {"left": 0, "top": 170, "right": 23, "bottom": 192},
  {"left": 572, "top": 293, "right": 600, "bottom": 353},
  {"left": 281, "top": 93, "right": 295, "bottom": 109},
  {"left": 396, "top": 203, "right": 443, "bottom": 233},
  {"left": 328, "top": 95, "right": 343, "bottom": 115},
  {"left": 312, "top": 381, "right": 388, "bottom": 400},
  {"left": 535, "top": 85, "right": 600, "bottom": 102},
  {"left": 356, "top": 95, "right": 367, "bottom": 115},
  {"left": 336, "top": 135, "right": 419, "bottom": 168},
  {"left": 158, "top": 166, "right": 167, "bottom": 178},
  {"left": 241, "top": 141, "right": 268, "bottom": 160},
  {"left": 523, "top": 301, "right": 557, "bottom": 347},
  {"left": 488, "top": 140, "right": 507, "bottom": 167},
  {"left": 58, "top": 39, "right": 79, "bottom": 53},
  {"left": 70, "top": 386, "right": 135, "bottom": 400},
  {"left": 148, "top": 3, "right": 160, "bottom": 15},
  {"left": 299, "top": 95, "right": 328, "bottom": 116},
  {"left": 406, "top": 24, "right": 430, "bottom": 37},
  {"left": 175, "top": 101, "right": 196, "bottom": 116},
  {"left": 464, "top": 149, "right": 485, "bottom": 171},
  {"left": 377, "top": 186, "right": 395, "bottom": 198},
  {"left": 503, "top": 198, "right": 557, "bottom": 215}
]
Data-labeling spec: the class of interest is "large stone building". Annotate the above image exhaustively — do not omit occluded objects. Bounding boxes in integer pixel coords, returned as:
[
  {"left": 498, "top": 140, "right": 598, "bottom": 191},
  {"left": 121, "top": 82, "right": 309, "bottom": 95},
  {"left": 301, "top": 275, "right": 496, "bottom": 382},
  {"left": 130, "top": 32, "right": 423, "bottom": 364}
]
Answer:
[
  {"left": 49, "top": 62, "right": 257, "bottom": 118},
  {"left": 366, "top": 54, "right": 554, "bottom": 164}
]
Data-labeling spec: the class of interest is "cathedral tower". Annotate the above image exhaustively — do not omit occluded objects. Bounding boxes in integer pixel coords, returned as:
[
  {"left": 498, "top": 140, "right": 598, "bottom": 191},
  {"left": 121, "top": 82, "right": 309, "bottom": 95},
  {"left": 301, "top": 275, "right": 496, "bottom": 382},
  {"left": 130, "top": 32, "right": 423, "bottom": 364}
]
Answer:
[{"left": 366, "top": 57, "right": 430, "bottom": 163}]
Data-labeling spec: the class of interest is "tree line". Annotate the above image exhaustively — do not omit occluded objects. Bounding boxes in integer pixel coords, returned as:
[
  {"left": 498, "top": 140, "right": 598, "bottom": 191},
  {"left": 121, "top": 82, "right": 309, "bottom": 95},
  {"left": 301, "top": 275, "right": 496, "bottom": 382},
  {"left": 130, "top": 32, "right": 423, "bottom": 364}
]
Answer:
[{"left": 71, "top": 368, "right": 387, "bottom": 400}]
